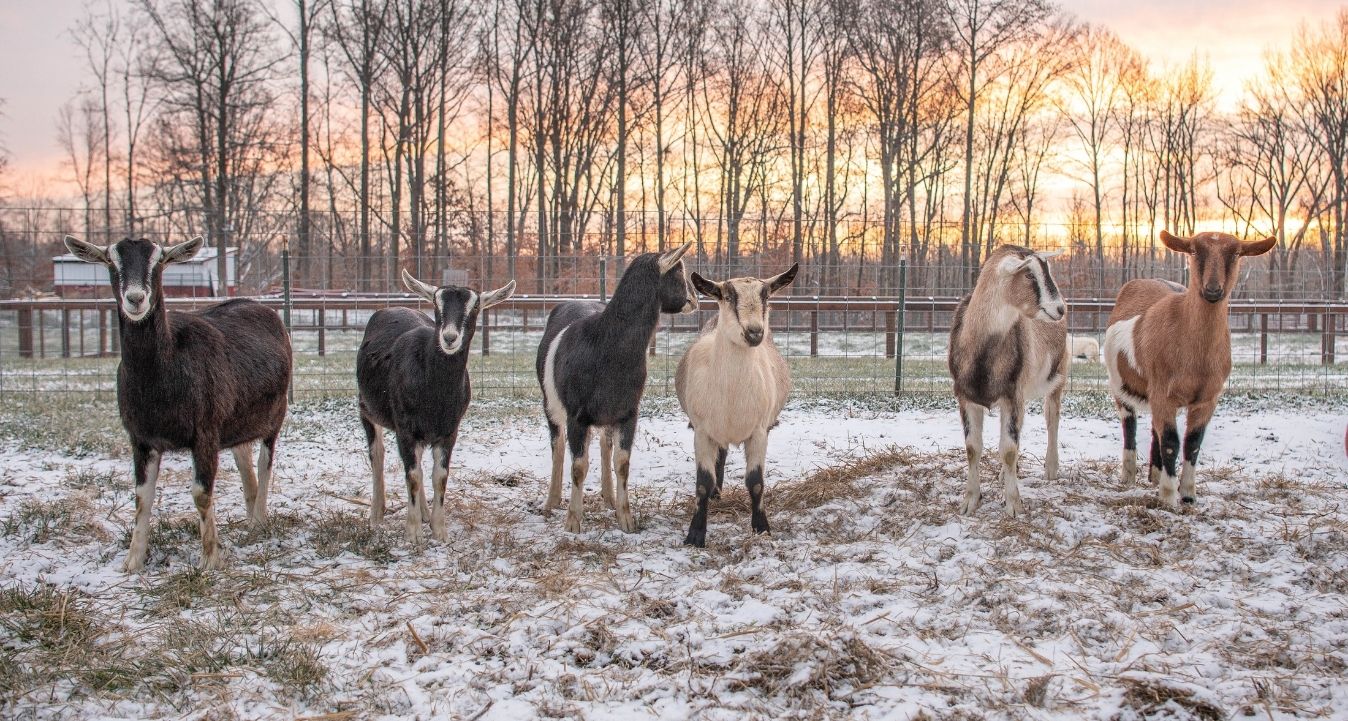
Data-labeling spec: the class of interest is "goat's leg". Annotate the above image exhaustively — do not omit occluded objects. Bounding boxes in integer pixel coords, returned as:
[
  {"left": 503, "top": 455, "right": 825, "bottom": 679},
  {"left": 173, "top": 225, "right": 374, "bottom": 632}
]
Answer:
[
  {"left": 397, "top": 436, "right": 426, "bottom": 546},
  {"left": 684, "top": 428, "right": 718, "bottom": 547},
  {"left": 232, "top": 442, "right": 259, "bottom": 523},
  {"left": 712, "top": 445, "right": 727, "bottom": 500},
  {"left": 599, "top": 427, "right": 615, "bottom": 508},
  {"left": 429, "top": 436, "right": 455, "bottom": 541},
  {"left": 612, "top": 415, "right": 640, "bottom": 533},
  {"left": 1180, "top": 402, "right": 1215, "bottom": 505},
  {"left": 998, "top": 398, "right": 1025, "bottom": 518},
  {"left": 958, "top": 400, "right": 985, "bottom": 515},
  {"left": 255, "top": 432, "right": 277, "bottom": 525},
  {"left": 1044, "top": 387, "right": 1062, "bottom": 481},
  {"left": 1148, "top": 426, "right": 1162, "bottom": 486},
  {"left": 190, "top": 441, "right": 223, "bottom": 570},
  {"left": 543, "top": 420, "right": 564, "bottom": 516},
  {"left": 362, "top": 415, "right": 386, "bottom": 524},
  {"left": 1118, "top": 401, "right": 1139, "bottom": 484},
  {"left": 564, "top": 422, "right": 592, "bottom": 533},
  {"left": 744, "top": 430, "right": 770, "bottom": 536},
  {"left": 124, "top": 445, "right": 160, "bottom": 573},
  {"left": 1151, "top": 402, "right": 1182, "bottom": 507}
]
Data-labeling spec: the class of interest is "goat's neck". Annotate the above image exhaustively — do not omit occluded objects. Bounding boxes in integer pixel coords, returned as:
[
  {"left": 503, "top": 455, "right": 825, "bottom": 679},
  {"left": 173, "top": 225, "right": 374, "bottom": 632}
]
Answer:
[
  {"left": 423, "top": 333, "right": 470, "bottom": 379},
  {"left": 117, "top": 297, "right": 171, "bottom": 370},
  {"left": 960, "top": 285, "right": 1021, "bottom": 341},
  {"left": 1177, "top": 286, "right": 1231, "bottom": 338},
  {"left": 597, "top": 271, "right": 663, "bottom": 350},
  {"left": 711, "top": 314, "right": 762, "bottom": 356}
]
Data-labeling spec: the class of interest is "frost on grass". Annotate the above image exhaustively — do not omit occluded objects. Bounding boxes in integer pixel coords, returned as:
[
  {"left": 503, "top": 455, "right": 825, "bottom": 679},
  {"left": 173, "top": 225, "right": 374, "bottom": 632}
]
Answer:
[{"left": 0, "top": 400, "right": 1346, "bottom": 719}]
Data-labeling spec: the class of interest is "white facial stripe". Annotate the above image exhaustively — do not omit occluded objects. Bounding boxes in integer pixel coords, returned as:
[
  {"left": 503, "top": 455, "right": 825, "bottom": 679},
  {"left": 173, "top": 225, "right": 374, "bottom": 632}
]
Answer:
[{"left": 459, "top": 292, "right": 478, "bottom": 340}]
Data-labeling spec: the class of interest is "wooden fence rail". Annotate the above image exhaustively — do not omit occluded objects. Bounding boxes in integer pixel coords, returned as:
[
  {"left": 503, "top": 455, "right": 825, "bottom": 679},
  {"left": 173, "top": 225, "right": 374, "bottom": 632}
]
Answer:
[{"left": 2, "top": 295, "right": 1344, "bottom": 365}]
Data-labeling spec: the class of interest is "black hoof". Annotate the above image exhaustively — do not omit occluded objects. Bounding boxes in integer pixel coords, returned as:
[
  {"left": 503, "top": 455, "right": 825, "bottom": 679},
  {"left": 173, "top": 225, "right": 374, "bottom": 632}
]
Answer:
[
  {"left": 751, "top": 513, "right": 770, "bottom": 535},
  {"left": 683, "top": 528, "right": 706, "bottom": 548},
  {"left": 709, "top": 486, "right": 721, "bottom": 500},
  {"left": 1181, "top": 496, "right": 1196, "bottom": 505}
]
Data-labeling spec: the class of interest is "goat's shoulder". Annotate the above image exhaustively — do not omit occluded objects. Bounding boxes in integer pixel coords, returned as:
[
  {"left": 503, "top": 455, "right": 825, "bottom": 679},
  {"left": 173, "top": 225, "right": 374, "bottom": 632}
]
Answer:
[{"left": 1110, "top": 279, "right": 1182, "bottom": 324}]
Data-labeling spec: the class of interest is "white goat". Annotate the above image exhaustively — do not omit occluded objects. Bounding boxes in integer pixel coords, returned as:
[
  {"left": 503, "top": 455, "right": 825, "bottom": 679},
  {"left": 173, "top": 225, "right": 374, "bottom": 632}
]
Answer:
[
  {"left": 1068, "top": 335, "right": 1101, "bottom": 362},
  {"left": 675, "top": 264, "right": 798, "bottom": 547}
]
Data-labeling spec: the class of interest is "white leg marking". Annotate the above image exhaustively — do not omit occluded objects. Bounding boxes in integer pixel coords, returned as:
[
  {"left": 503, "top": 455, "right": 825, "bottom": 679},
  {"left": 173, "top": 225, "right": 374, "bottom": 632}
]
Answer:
[
  {"left": 368, "top": 427, "right": 386, "bottom": 524},
  {"left": 613, "top": 442, "right": 637, "bottom": 534},
  {"left": 999, "top": 403, "right": 1024, "bottom": 518},
  {"left": 1044, "top": 394, "right": 1061, "bottom": 482},
  {"left": 599, "top": 428, "right": 615, "bottom": 509},
  {"left": 191, "top": 479, "right": 221, "bottom": 571},
  {"left": 405, "top": 444, "right": 425, "bottom": 546},
  {"left": 565, "top": 427, "right": 592, "bottom": 534},
  {"left": 124, "top": 451, "right": 160, "bottom": 573},
  {"left": 960, "top": 403, "right": 985, "bottom": 516},
  {"left": 232, "top": 443, "right": 258, "bottom": 522},
  {"left": 255, "top": 442, "right": 273, "bottom": 525},
  {"left": 1178, "top": 460, "right": 1196, "bottom": 503},
  {"left": 430, "top": 445, "right": 449, "bottom": 541}
]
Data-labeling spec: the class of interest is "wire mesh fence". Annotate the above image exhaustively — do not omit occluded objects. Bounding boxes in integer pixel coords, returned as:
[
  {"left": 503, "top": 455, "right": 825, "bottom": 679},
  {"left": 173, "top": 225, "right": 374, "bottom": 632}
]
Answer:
[{"left": 1, "top": 252, "right": 1344, "bottom": 400}]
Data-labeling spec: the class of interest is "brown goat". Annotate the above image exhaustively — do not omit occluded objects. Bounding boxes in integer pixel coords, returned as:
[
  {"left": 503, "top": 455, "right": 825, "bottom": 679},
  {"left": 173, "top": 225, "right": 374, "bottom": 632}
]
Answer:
[{"left": 1103, "top": 230, "right": 1275, "bottom": 507}]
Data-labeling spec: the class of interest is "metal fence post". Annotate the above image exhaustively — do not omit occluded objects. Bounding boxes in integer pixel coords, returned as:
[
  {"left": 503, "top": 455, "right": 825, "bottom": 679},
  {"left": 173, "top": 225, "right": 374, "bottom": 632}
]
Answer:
[
  {"left": 895, "top": 258, "right": 908, "bottom": 397},
  {"left": 282, "top": 236, "right": 293, "bottom": 402},
  {"left": 599, "top": 256, "right": 608, "bottom": 302}
]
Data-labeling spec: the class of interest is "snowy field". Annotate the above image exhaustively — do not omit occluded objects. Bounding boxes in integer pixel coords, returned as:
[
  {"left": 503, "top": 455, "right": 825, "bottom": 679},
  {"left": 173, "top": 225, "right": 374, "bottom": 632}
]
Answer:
[{"left": 1, "top": 394, "right": 1347, "bottom": 719}]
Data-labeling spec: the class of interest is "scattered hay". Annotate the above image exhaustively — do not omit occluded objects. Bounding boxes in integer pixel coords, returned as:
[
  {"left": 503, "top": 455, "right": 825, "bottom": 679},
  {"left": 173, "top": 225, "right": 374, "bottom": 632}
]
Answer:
[
  {"left": 310, "top": 510, "right": 399, "bottom": 563},
  {"left": 1, "top": 495, "right": 107, "bottom": 544},
  {"left": 1114, "top": 676, "right": 1225, "bottom": 721},
  {"left": 730, "top": 629, "right": 890, "bottom": 704},
  {"left": 707, "top": 445, "right": 919, "bottom": 519}
]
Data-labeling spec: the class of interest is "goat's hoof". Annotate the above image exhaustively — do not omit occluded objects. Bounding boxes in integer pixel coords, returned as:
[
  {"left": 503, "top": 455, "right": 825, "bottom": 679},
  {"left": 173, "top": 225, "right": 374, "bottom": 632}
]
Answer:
[
  {"left": 405, "top": 527, "right": 423, "bottom": 546},
  {"left": 431, "top": 524, "right": 448, "bottom": 542},
  {"left": 751, "top": 514, "right": 770, "bottom": 535},
  {"left": 564, "top": 515, "right": 582, "bottom": 534},
  {"left": 616, "top": 514, "right": 639, "bottom": 534},
  {"left": 1181, "top": 496, "right": 1196, "bottom": 505},
  {"left": 199, "top": 552, "right": 223, "bottom": 572},
  {"left": 959, "top": 494, "right": 981, "bottom": 516},
  {"left": 369, "top": 511, "right": 384, "bottom": 525},
  {"left": 709, "top": 486, "right": 721, "bottom": 500},
  {"left": 683, "top": 528, "right": 707, "bottom": 548},
  {"left": 1005, "top": 500, "right": 1024, "bottom": 518},
  {"left": 122, "top": 554, "right": 146, "bottom": 573}
]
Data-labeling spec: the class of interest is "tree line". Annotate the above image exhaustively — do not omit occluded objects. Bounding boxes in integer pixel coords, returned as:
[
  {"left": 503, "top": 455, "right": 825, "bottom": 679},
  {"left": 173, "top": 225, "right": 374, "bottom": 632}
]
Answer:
[{"left": 4, "top": 0, "right": 1348, "bottom": 299}]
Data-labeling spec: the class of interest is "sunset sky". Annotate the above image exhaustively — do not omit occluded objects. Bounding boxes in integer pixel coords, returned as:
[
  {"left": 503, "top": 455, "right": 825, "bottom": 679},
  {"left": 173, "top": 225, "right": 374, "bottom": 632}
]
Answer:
[{"left": 0, "top": 0, "right": 1343, "bottom": 193}]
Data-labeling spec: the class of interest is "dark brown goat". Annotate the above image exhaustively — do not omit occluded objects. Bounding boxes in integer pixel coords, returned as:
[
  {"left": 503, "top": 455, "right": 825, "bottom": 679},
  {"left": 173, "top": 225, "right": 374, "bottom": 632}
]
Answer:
[{"left": 63, "top": 236, "right": 292, "bottom": 571}]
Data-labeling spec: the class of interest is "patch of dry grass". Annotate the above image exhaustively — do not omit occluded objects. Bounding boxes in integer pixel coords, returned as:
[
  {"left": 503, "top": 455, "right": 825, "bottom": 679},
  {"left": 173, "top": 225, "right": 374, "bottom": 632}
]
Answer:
[{"left": 1, "top": 494, "right": 107, "bottom": 544}]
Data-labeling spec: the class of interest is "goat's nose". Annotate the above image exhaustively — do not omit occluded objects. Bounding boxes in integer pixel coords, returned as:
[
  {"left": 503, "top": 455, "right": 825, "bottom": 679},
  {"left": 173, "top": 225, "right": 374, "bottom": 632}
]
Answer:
[
  {"left": 125, "top": 289, "right": 145, "bottom": 305},
  {"left": 744, "top": 327, "right": 764, "bottom": 345},
  {"left": 441, "top": 329, "right": 460, "bottom": 346},
  {"left": 1202, "top": 285, "right": 1224, "bottom": 302}
]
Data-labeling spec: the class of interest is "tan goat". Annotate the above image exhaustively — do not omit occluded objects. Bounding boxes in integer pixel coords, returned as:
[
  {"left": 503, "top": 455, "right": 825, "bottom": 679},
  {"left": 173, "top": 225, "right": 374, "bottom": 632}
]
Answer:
[
  {"left": 675, "top": 264, "right": 797, "bottom": 547},
  {"left": 1103, "top": 230, "right": 1275, "bottom": 507},
  {"left": 948, "top": 245, "right": 1068, "bottom": 518}
]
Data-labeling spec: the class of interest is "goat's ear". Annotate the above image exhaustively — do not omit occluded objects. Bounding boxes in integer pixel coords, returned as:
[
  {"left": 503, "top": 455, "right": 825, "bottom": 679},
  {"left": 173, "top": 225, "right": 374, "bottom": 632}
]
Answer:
[
  {"left": 997, "top": 255, "right": 1032, "bottom": 275},
  {"left": 64, "top": 235, "right": 109, "bottom": 265},
  {"left": 162, "top": 236, "right": 204, "bottom": 264},
  {"left": 1036, "top": 249, "right": 1064, "bottom": 260},
  {"left": 1240, "top": 235, "right": 1277, "bottom": 257},
  {"left": 479, "top": 279, "right": 516, "bottom": 309},
  {"left": 658, "top": 242, "right": 691, "bottom": 274},
  {"left": 1159, "top": 230, "right": 1193, "bottom": 254},
  {"left": 401, "top": 268, "right": 438, "bottom": 302},
  {"left": 690, "top": 272, "right": 721, "bottom": 300},
  {"left": 765, "top": 263, "right": 799, "bottom": 295}
]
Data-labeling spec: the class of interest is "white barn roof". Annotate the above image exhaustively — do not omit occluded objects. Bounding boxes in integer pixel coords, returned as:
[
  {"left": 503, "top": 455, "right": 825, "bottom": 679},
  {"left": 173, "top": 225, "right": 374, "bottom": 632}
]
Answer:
[{"left": 53, "top": 246, "right": 237, "bottom": 288}]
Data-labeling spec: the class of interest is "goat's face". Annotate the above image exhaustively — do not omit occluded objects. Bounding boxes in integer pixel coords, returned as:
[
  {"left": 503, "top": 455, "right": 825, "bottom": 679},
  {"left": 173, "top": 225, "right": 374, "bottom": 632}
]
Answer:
[
  {"left": 691, "top": 264, "right": 798, "bottom": 347},
  {"left": 1160, "top": 230, "right": 1276, "bottom": 304},
  {"left": 656, "top": 242, "right": 698, "bottom": 314},
  {"left": 996, "top": 249, "right": 1065, "bottom": 322},
  {"left": 402, "top": 270, "right": 515, "bottom": 355},
  {"left": 63, "top": 235, "right": 203, "bottom": 322}
]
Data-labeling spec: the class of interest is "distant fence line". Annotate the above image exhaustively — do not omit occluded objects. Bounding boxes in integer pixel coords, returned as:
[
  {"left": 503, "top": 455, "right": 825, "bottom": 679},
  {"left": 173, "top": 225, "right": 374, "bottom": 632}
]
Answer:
[{"left": 1, "top": 293, "right": 1343, "bottom": 399}]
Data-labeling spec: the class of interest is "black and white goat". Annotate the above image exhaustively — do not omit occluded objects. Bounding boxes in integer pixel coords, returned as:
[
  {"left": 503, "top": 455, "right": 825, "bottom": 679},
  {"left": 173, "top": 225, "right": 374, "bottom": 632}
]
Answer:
[
  {"left": 536, "top": 243, "right": 696, "bottom": 534},
  {"left": 63, "top": 236, "right": 292, "bottom": 571},
  {"left": 947, "top": 245, "right": 1068, "bottom": 518},
  {"left": 675, "top": 264, "right": 797, "bottom": 547},
  {"left": 357, "top": 270, "right": 515, "bottom": 544}
]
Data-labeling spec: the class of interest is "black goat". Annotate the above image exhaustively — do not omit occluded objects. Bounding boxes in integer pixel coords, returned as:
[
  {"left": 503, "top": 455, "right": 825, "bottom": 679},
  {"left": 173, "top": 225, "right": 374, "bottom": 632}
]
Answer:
[
  {"left": 63, "top": 235, "right": 292, "bottom": 571},
  {"left": 535, "top": 243, "right": 695, "bottom": 534},
  {"left": 357, "top": 269, "right": 515, "bottom": 545}
]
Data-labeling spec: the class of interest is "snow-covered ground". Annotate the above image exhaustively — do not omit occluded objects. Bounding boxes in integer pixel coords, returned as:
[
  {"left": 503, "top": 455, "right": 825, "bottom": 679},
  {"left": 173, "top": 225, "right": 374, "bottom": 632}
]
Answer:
[{"left": 1, "top": 397, "right": 1346, "bottom": 719}]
